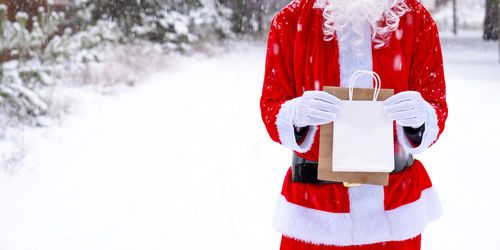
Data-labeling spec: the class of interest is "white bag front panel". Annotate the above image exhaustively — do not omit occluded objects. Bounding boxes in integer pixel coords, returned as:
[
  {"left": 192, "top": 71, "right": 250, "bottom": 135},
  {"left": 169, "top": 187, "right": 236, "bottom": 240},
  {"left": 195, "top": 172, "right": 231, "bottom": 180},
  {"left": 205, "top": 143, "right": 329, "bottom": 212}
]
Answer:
[{"left": 332, "top": 100, "right": 395, "bottom": 172}]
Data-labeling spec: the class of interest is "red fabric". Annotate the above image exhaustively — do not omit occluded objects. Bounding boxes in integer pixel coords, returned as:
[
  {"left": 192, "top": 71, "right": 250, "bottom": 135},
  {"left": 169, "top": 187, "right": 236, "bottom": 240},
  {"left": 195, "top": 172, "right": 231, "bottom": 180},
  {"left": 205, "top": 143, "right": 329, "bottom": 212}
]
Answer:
[
  {"left": 384, "top": 160, "right": 433, "bottom": 210},
  {"left": 280, "top": 235, "right": 422, "bottom": 250},
  {"left": 260, "top": 0, "right": 448, "bottom": 162},
  {"left": 262, "top": 0, "right": 447, "bottom": 247},
  {"left": 281, "top": 168, "right": 350, "bottom": 213},
  {"left": 281, "top": 160, "right": 432, "bottom": 213}
]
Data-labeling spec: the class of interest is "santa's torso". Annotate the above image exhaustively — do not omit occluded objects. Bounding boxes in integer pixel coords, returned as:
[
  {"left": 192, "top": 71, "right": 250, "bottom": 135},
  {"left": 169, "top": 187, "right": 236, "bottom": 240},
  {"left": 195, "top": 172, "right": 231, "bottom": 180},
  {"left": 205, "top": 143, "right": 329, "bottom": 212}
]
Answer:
[
  {"left": 287, "top": 0, "right": 431, "bottom": 161},
  {"left": 265, "top": 0, "right": 448, "bottom": 246}
]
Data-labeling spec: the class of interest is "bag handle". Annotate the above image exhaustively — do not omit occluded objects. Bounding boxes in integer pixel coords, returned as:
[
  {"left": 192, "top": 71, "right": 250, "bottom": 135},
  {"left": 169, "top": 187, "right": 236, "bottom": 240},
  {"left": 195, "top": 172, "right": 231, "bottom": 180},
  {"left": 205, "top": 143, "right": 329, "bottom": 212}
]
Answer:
[{"left": 348, "top": 70, "right": 382, "bottom": 101}]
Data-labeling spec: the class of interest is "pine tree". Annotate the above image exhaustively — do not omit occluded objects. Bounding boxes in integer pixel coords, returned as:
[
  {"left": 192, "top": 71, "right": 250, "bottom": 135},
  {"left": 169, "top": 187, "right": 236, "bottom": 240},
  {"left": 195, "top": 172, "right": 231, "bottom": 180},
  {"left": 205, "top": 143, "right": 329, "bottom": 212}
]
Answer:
[
  {"left": 217, "top": 0, "right": 265, "bottom": 34},
  {"left": 0, "top": 4, "right": 63, "bottom": 118},
  {"left": 85, "top": 0, "right": 160, "bottom": 39},
  {"left": 161, "top": 0, "right": 202, "bottom": 14}
]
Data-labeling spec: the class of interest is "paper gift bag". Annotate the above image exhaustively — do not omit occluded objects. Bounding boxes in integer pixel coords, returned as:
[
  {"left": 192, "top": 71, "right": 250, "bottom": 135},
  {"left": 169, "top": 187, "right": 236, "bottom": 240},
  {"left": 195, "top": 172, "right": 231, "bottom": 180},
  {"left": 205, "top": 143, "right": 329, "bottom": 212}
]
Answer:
[{"left": 318, "top": 70, "right": 395, "bottom": 186}]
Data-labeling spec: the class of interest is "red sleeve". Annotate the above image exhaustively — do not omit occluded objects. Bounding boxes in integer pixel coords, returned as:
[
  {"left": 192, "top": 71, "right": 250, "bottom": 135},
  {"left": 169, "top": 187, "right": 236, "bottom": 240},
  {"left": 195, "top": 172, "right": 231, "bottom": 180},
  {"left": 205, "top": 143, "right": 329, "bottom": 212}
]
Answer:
[
  {"left": 260, "top": 11, "right": 298, "bottom": 145},
  {"left": 405, "top": 1, "right": 448, "bottom": 151}
]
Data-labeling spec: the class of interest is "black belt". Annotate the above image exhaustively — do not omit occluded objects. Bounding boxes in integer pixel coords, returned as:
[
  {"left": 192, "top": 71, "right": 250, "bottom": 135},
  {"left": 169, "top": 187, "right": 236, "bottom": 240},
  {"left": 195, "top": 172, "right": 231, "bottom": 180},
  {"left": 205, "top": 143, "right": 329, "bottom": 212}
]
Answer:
[{"left": 291, "top": 152, "right": 414, "bottom": 184}]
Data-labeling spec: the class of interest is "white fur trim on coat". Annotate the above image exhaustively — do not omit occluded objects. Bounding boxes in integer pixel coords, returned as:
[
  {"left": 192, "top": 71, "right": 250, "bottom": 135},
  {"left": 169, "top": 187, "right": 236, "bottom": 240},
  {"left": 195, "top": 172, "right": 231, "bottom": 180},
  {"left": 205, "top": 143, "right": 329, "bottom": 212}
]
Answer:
[
  {"left": 276, "top": 98, "right": 318, "bottom": 153},
  {"left": 396, "top": 102, "right": 440, "bottom": 154},
  {"left": 273, "top": 186, "right": 442, "bottom": 246}
]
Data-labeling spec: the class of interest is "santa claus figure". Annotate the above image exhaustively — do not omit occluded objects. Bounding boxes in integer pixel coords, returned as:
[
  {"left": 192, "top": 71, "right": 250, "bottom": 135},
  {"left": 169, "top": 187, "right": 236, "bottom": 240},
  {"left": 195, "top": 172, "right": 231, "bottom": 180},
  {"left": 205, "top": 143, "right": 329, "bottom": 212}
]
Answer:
[{"left": 260, "top": 0, "right": 448, "bottom": 249}]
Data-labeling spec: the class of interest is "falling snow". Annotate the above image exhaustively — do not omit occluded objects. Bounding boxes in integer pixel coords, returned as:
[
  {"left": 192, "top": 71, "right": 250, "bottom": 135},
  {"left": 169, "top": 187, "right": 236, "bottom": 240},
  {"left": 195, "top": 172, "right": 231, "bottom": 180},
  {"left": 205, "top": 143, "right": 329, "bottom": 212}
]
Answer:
[
  {"left": 0, "top": 0, "right": 499, "bottom": 250},
  {"left": 393, "top": 54, "right": 403, "bottom": 71}
]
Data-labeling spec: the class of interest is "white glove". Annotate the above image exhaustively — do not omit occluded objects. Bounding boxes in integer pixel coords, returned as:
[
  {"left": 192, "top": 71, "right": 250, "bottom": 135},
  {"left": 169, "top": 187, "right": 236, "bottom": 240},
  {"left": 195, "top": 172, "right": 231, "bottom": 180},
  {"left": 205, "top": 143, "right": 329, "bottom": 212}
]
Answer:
[
  {"left": 383, "top": 91, "right": 428, "bottom": 128},
  {"left": 293, "top": 91, "right": 341, "bottom": 128}
]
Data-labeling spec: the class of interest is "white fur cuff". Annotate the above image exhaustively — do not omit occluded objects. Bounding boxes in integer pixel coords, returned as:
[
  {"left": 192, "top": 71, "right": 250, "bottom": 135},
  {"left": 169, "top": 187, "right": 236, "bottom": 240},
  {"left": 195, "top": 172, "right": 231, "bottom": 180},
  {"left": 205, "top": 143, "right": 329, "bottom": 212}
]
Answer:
[
  {"left": 275, "top": 99, "right": 318, "bottom": 153},
  {"left": 396, "top": 101, "right": 440, "bottom": 154}
]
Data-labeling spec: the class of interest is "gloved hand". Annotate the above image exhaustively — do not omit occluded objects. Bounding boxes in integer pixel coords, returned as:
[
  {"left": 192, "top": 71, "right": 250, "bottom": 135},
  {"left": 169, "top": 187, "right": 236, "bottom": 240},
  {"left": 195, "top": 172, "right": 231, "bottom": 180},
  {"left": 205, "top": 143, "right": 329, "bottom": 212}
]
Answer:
[
  {"left": 383, "top": 91, "right": 428, "bottom": 128},
  {"left": 293, "top": 91, "right": 341, "bottom": 128}
]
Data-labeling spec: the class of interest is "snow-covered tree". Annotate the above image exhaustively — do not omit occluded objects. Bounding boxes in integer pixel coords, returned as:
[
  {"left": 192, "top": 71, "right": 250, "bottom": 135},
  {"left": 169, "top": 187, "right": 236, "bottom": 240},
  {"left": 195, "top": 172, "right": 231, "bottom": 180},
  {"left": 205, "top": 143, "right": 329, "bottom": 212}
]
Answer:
[
  {"left": 484, "top": 0, "right": 499, "bottom": 40},
  {"left": 0, "top": 4, "right": 64, "bottom": 119},
  {"left": 75, "top": 0, "right": 232, "bottom": 51},
  {"left": 217, "top": 0, "right": 290, "bottom": 34}
]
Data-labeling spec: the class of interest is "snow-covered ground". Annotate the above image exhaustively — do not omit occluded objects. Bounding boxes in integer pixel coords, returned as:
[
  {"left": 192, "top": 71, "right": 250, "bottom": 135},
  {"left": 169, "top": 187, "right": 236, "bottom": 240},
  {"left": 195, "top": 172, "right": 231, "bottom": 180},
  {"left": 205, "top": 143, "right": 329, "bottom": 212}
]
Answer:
[
  {"left": 421, "top": 30, "right": 500, "bottom": 250},
  {"left": 0, "top": 30, "right": 499, "bottom": 250},
  {"left": 0, "top": 42, "right": 288, "bottom": 250}
]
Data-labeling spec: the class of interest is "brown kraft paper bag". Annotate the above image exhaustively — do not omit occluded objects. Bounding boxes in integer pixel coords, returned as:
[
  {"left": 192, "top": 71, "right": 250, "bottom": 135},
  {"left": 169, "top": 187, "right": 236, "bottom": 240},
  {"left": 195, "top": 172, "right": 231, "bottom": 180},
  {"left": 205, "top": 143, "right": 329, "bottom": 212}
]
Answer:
[{"left": 318, "top": 86, "right": 395, "bottom": 186}]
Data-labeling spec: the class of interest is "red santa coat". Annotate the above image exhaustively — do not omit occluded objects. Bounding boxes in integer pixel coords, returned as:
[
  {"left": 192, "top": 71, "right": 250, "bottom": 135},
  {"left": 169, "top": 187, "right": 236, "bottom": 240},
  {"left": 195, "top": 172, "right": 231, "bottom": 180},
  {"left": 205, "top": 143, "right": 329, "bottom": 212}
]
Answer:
[{"left": 260, "top": 0, "right": 448, "bottom": 246}]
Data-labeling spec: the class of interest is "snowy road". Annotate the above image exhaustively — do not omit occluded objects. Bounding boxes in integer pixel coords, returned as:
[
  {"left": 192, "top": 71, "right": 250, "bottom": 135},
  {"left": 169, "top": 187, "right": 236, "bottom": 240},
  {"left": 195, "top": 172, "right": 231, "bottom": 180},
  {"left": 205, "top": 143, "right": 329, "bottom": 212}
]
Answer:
[
  {"left": 0, "top": 42, "right": 288, "bottom": 250},
  {"left": 0, "top": 34, "right": 499, "bottom": 250}
]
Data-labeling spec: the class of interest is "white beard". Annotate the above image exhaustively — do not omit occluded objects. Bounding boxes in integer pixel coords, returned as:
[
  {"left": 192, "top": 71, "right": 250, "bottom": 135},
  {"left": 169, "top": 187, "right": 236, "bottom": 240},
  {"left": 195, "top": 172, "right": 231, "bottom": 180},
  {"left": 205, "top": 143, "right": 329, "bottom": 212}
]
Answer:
[{"left": 314, "top": 0, "right": 410, "bottom": 48}]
